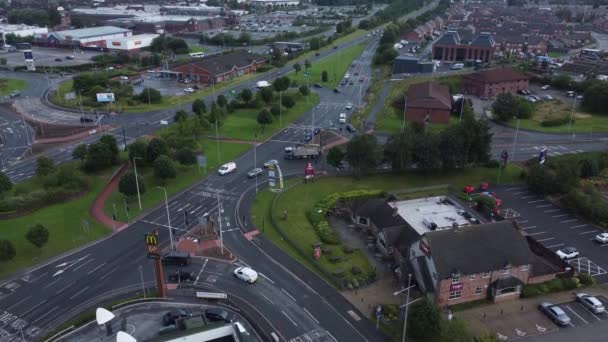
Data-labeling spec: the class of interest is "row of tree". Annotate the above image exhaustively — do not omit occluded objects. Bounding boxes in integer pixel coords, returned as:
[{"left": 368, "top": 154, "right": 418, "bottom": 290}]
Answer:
[
  {"left": 8, "top": 8, "right": 61, "bottom": 27},
  {"left": 328, "top": 113, "right": 492, "bottom": 177},
  {"left": 0, "top": 224, "right": 49, "bottom": 262},
  {"left": 71, "top": 72, "right": 163, "bottom": 106},
  {"left": 149, "top": 35, "right": 190, "bottom": 55}
]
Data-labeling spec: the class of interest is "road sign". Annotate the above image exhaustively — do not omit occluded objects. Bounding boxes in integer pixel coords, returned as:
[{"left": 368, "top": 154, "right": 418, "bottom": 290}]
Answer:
[
  {"left": 160, "top": 120, "right": 168, "bottom": 125},
  {"left": 500, "top": 150, "right": 508, "bottom": 167},
  {"left": 313, "top": 246, "right": 321, "bottom": 260},
  {"left": 539, "top": 148, "right": 547, "bottom": 165},
  {"left": 305, "top": 161, "right": 315, "bottom": 179},
  {"left": 197, "top": 154, "right": 206, "bottom": 167},
  {"left": 145, "top": 232, "right": 160, "bottom": 259},
  {"left": 375, "top": 305, "right": 382, "bottom": 318}
]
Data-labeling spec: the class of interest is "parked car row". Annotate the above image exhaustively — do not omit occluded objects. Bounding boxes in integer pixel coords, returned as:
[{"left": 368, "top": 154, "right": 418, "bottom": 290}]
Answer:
[{"left": 539, "top": 293, "right": 605, "bottom": 326}]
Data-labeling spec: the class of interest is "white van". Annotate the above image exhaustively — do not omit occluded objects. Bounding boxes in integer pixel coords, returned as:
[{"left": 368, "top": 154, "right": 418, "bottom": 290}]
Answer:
[
  {"left": 450, "top": 63, "right": 464, "bottom": 70},
  {"left": 339, "top": 113, "right": 347, "bottom": 123},
  {"left": 218, "top": 162, "right": 237, "bottom": 175}
]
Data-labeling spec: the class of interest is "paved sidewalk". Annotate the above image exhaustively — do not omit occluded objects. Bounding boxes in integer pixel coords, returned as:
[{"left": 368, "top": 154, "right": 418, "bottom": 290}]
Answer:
[{"left": 89, "top": 163, "right": 129, "bottom": 231}]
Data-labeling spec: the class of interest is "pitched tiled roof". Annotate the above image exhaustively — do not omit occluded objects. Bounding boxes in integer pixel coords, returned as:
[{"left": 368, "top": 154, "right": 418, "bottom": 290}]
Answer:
[
  {"left": 462, "top": 68, "right": 528, "bottom": 84},
  {"left": 407, "top": 81, "right": 452, "bottom": 110},
  {"left": 435, "top": 31, "right": 460, "bottom": 45},
  {"left": 177, "top": 50, "right": 266, "bottom": 76},
  {"left": 470, "top": 32, "right": 495, "bottom": 48},
  {"left": 425, "top": 221, "right": 536, "bottom": 279}
]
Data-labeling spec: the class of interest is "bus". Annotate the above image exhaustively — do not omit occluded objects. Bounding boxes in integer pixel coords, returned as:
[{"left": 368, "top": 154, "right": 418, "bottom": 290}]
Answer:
[{"left": 189, "top": 52, "right": 205, "bottom": 58}]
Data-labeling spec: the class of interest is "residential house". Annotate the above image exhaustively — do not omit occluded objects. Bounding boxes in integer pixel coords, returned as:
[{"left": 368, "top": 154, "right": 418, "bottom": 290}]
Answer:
[
  {"left": 408, "top": 221, "right": 561, "bottom": 307},
  {"left": 462, "top": 68, "right": 529, "bottom": 98},
  {"left": 406, "top": 81, "right": 452, "bottom": 124},
  {"left": 403, "top": 26, "right": 427, "bottom": 43},
  {"left": 169, "top": 50, "right": 266, "bottom": 85}
]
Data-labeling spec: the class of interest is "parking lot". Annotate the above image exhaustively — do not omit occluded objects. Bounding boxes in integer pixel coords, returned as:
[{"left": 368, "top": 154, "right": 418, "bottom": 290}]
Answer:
[
  {"left": 492, "top": 185, "right": 608, "bottom": 284},
  {"left": 1, "top": 47, "right": 102, "bottom": 68}
]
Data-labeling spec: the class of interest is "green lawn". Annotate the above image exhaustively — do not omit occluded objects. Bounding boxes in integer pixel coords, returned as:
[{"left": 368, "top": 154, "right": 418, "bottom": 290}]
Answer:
[
  {"left": 500, "top": 99, "right": 608, "bottom": 133},
  {"left": 250, "top": 166, "right": 523, "bottom": 288},
  {"left": 0, "top": 173, "right": 111, "bottom": 278},
  {"left": 104, "top": 140, "right": 249, "bottom": 222},
  {"left": 0, "top": 79, "right": 27, "bottom": 96},
  {"left": 218, "top": 92, "right": 320, "bottom": 141},
  {"left": 292, "top": 43, "right": 366, "bottom": 88}
]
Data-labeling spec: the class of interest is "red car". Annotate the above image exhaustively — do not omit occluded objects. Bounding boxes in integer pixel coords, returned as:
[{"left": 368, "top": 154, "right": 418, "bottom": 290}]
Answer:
[
  {"left": 354, "top": 71, "right": 359, "bottom": 75},
  {"left": 359, "top": 77, "right": 365, "bottom": 82}
]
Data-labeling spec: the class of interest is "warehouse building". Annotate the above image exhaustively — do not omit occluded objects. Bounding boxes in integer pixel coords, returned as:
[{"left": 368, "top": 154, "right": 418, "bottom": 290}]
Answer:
[
  {"left": 34, "top": 26, "right": 132, "bottom": 49},
  {"left": 106, "top": 34, "right": 159, "bottom": 53},
  {"left": 0, "top": 24, "right": 48, "bottom": 39}
]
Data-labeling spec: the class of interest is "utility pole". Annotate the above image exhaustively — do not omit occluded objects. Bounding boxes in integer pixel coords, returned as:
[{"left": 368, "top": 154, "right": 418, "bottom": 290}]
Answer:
[
  {"left": 133, "top": 157, "right": 142, "bottom": 210},
  {"left": 403, "top": 273, "right": 412, "bottom": 342},
  {"left": 279, "top": 91, "right": 282, "bottom": 127},
  {"left": 511, "top": 117, "right": 520, "bottom": 164},
  {"left": 215, "top": 120, "right": 221, "bottom": 163},
  {"left": 158, "top": 186, "right": 174, "bottom": 251},
  {"left": 123, "top": 197, "right": 130, "bottom": 222},
  {"left": 217, "top": 191, "right": 224, "bottom": 255},
  {"left": 401, "top": 96, "right": 407, "bottom": 134},
  {"left": 139, "top": 265, "right": 146, "bottom": 298},
  {"left": 122, "top": 125, "right": 127, "bottom": 151}
]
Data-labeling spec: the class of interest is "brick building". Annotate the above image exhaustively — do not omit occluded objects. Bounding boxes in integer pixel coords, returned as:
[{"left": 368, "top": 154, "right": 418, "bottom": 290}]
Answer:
[
  {"left": 462, "top": 68, "right": 529, "bottom": 98},
  {"left": 408, "top": 221, "right": 560, "bottom": 307},
  {"left": 168, "top": 50, "right": 267, "bottom": 85},
  {"left": 406, "top": 82, "right": 452, "bottom": 124},
  {"left": 432, "top": 31, "right": 496, "bottom": 63}
]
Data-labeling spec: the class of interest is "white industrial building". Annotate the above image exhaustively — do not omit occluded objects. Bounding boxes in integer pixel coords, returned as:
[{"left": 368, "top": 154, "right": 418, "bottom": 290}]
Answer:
[
  {"left": 0, "top": 24, "right": 48, "bottom": 38},
  {"left": 33, "top": 26, "right": 132, "bottom": 48},
  {"left": 251, "top": 0, "right": 300, "bottom": 7},
  {"left": 106, "top": 34, "right": 158, "bottom": 52}
]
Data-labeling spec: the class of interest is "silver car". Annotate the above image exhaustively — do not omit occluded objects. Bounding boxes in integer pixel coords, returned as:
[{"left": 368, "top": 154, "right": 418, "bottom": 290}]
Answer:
[
  {"left": 576, "top": 294, "right": 605, "bottom": 314},
  {"left": 539, "top": 302, "right": 571, "bottom": 326},
  {"left": 247, "top": 168, "right": 263, "bottom": 178}
]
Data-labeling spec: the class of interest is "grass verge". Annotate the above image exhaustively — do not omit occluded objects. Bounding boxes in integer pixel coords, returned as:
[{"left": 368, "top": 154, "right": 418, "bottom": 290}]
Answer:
[
  {"left": 292, "top": 43, "right": 366, "bottom": 89},
  {"left": 0, "top": 79, "right": 27, "bottom": 96},
  {"left": 500, "top": 99, "right": 608, "bottom": 133},
  {"left": 250, "top": 166, "right": 522, "bottom": 288},
  {"left": 0, "top": 171, "right": 112, "bottom": 278}
]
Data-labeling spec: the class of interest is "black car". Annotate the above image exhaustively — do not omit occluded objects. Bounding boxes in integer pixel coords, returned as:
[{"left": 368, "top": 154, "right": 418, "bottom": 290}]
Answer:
[
  {"left": 346, "top": 124, "right": 357, "bottom": 133},
  {"left": 162, "top": 309, "right": 193, "bottom": 326},
  {"left": 333, "top": 46, "right": 338, "bottom": 49},
  {"left": 315, "top": 52, "right": 320, "bottom": 56},
  {"left": 168, "top": 270, "right": 196, "bottom": 282},
  {"left": 333, "top": 88, "right": 340, "bottom": 93},
  {"left": 204, "top": 308, "right": 235, "bottom": 323},
  {"left": 80, "top": 116, "right": 94, "bottom": 123},
  {"left": 313, "top": 83, "right": 322, "bottom": 88},
  {"left": 54, "top": 58, "right": 62, "bottom": 62},
  {"left": 349, "top": 80, "right": 355, "bottom": 85},
  {"left": 66, "top": 56, "right": 74, "bottom": 60},
  {"left": 313, "top": 128, "right": 321, "bottom": 135}
]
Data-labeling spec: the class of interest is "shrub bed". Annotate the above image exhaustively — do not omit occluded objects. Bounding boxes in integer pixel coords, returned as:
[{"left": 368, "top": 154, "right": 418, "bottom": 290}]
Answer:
[
  {"left": 541, "top": 116, "right": 572, "bottom": 127},
  {"left": 521, "top": 277, "right": 584, "bottom": 298}
]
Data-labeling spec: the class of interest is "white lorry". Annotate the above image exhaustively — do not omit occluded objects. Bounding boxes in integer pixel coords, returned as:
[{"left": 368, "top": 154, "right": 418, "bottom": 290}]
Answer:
[{"left": 284, "top": 145, "right": 321, "bottom": 160}]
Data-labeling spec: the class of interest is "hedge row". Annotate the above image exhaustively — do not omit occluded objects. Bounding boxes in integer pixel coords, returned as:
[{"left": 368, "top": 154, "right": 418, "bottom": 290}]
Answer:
[
  {"left": 541, "top": 116, "right": 573, "bottom": 127},
  {"left": 0, "top": 186, "right": 86, "bottom": 213},
  {"left": 521, "top": 274, "right": 595, "bottom": 298}
]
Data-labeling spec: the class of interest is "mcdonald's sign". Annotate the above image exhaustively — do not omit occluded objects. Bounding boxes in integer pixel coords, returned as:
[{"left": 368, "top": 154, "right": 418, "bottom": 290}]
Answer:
[{"left": 145, "top": 233, "right": 160, "bottom": 259}]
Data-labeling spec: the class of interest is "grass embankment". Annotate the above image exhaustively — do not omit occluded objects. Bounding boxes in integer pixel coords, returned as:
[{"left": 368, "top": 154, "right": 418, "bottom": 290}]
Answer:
[
  {"left": 502, "top": 99, "right": 608, "bottom": 133},
  {"left": 0, "top": 79, "right": 27, "bottom": 96},
  {"left": 292, "top": 43, "right": 366, "bottom": 88},
  {"left": 104, "top": 140, "right": 249, "bottom": 222},
  {"left": 0, "top": 171, "right": 111, "bottom": 278},
  {"left": 350, "top": 65, "right": 391, "bottom": 129},
  {"left": 250, "top": 166, "right": 522, "bottom": 288}
]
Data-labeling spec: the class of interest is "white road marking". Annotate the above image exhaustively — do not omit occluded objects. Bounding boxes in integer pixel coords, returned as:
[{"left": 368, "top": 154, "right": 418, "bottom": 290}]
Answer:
[
  {"left": 19, "top": 299, "right": 47, "bottom": 318},
  {"left": 560, "top": 219, "right": 578, "bottom": 223},
  {"left": 72, "top": 258, "right": 94, "bottom": 272},
  {"left": 546, "top": 243, "right": 565, "bottom": 249},
  {"left": 281, "top": 288, "right": 297, "bottom": 302},
  {"left": 537, "top": 237, "right": 555, "bottom": 242},
  {"left": 513, "top": 191, "right": 528, "bottom": 195},
  {"left": 580, "top": 230, "right": 598, "bottom": 235},
  {"left": 521, "top": 195, "right": 536, "bottom": 199},
  {"left": 87, "top": 263, "right": 106, "bottom": 275},
  {"left": 194, "top": 259, "right": 208, "bottom": 285},
  {"left": 259, "top": 292, "right": 275, "bottom": 305},
  {"left": 29, "top": 305, "right": 59, "bottom": 326},
  {"left": 570, "top": 224, "right": 588, "bottom": 229},
  {"left": 55, "top": 282, "right": 76, "bottom": 295},
  {"left": 43, "top": 278, "right": 62, "bottom": 289},
  {"left": 528, "top": 232, "right": 546, "bottom": 236},
  {"left": 566, "top": 305, "right": 589, "bottom": 325},
  {"left": 528, "top": 200, "right": 545, "bottom": 203},
  {"left": 69, "top": 286, "right": 90, "bottom": 300},
  {"left": 100, "top": 266, "right": 120, "bottom": 280},
  {"left": 6, "top": 296, "right": 31, "bottom": 311},
  {"left": 536, "top": 204, "right": 552, "bottom": 208},
  {"left": 282, "top": 310, "right": 298, "bottom": 327},
  {"left": 259, "top": 273, "right": 275, "bottom": 284},
  {"left": 544, "top": 209, "right": 561, "bottom": 213},
  {"left": 303, "top": 308, "right": 320, "bottom": 324},
  {"left": 522, "top": 226, "right": 537, "bottom": 230},
  {"left": 552, "top": 214, "right": 569, "bottom": 218}
]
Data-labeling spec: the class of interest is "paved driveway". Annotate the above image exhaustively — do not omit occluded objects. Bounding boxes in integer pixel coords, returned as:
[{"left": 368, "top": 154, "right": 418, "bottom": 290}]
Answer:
[{"left": 493, "top": 185, "right": 608, "bottom": 283}]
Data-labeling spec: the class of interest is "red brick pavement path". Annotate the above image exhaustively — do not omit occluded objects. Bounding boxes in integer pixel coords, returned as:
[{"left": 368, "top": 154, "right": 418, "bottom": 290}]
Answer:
[{"left": 89, "top": 162, "right": 129, "bottom": 231}]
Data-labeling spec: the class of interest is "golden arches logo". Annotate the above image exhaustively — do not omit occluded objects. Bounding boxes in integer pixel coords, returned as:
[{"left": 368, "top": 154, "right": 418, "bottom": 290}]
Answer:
[{"left": 145, "top": 233, "right": 158, "bottom": 246}]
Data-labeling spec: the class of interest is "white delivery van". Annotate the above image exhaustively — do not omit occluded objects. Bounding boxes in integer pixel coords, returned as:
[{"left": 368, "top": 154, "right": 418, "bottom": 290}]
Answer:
[
  {"left": 339, "top": 113, "right": 347, "bottom": 123},
  {"left": 218, "top": 162, "right": 237, "bottom": 175},
  {"left": 450, "top": 63, "right": 464, "bottom": 70},
  {"left": 256, "top": 80, "right": 270, "bottom": 88}
]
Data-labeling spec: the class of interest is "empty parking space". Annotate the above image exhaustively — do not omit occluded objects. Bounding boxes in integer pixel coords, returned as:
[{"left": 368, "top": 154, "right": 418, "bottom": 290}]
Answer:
[{"left": 482, "top": 308, "right": 556, "bottom": 341}]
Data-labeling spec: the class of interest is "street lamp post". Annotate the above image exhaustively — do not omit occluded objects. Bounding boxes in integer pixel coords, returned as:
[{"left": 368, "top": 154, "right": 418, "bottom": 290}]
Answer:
[
  {"left": 393, "top": 273, "right": 413, "bottom": 342},
  {"left": 157, "top": 186, "right": 174, "bottom": 251},
  {"left": 569, "top": 93, "right": 576, "bottom": 135},
  {"left": 511, "top": 117, "right": 520, "bottom": 163},
  {"left": 216, "top": 191, "right": 224, "bottom": 254},
  {"left": 133, "top": 157, "right": 142, "bottom": 210},
  {"left": 139, "top": 265, "right": 146, "bottom": 298}
]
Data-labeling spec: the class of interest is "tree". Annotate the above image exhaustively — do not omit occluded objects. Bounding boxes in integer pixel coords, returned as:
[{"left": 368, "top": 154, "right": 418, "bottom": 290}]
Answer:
[
  {"left": 408, "top": 299, "right": 441, "bottom": 340},
  {"left": 310, "top": 37, "right": 322, "bottom": 50},
  {"left": 582, "top": 81, "right": 608, "bottom": 113},
  {"left": 240, "top": 88, "right": 253, "bottom": 103},
  {"left": 35, "top": 156, "right": 55, "bottom": 178},
  {"left": 273, "top": 76, "right": 291, "bottom": 93},
  {"left": 84, "top": 142, "right": 114, "bottom": 172},
  {"left": 176, "top": 147, "right": 196, "bottom": 165},
  {"left": 174, "top": 110, "right": 188, "bottom": 122},
  {"left": 99, "top": 135, "right": 119, "bottom": 164},
  {"left": 293, "top": 62, "right": 302, "bottom": 75},
  {"left": 25, "top": 224, "right": 49, "bottom": 250},
  {"left": 146, "top": 138, "right": 169, "bottom": 163},
  {"left": 304, "top": 59, "right": 311, "bottom": 71},
  {"left": 217, "top": 94, "right": 228, "bottom": 108},
  {"left": 257, "top": 109, "right": 273, "bottom": 130},
  {"left": 345, "top": 134, "right": 380, "bottom": 178},
  {"left": 492, "top": 93, "right": 520, "bottom": 121},
  {"left": 412, "top": 131, "right": 442, "bottom": 171},
  {"left": 326, "top": 147, "right": 345, "bottom": 168},
  {"left": 322, "top": 70, "right": 329, "bottom": 82},
  {"left": 154, "top": 155, "right": 177, "bottom": 179},
  {"left": 384, "top": 131, "right": 414, "bottom": 170},
  {"left": 282, "top": 95, "right": 295, "bottom": 109},
  {"left": 119, "top": 170, "right": 145, "bottom": 197},
  {"left": 128, "top": 139, "right": 147, "bottom": 162},
  {"left": 0, "top": 239, "right": 15, "bottom": 262},
  {"left": 270, "top": 104, "right": 281, "bottom": 117},
  {"left": 138, "top": 88, "right": 162, "bottom": 104},
  {"left": 0, "top": 169, "right": 11, "bottom": 193},
  {"left": 299, "top": 85, "right": 309, "bottom": 96},
  {"left": 192, "top": 99, "right": 207, "bottom": 115},
  {"left": 580, "top": 158, "right": 600, "bottom": 178},
  {"left": 258, "top": 87, "right": 274, "bottom": 104},
  {"left": 552, "top": 74, "right": 572, "bottom": 89}
]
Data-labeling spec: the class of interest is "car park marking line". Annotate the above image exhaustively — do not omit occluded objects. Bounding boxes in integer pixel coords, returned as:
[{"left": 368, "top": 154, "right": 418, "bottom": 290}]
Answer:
[
  {"left": 55, "top": 281, "right": 76, "bottom": 295},
  {"left": 513, "top": 191, "right": 528, "bottom": 195},
  {"left": 536, "top": 204, "right": 552, "bottom": 208},
  {"left": 537, "top": 237, "right": 555, "bottom": 242},
  {"left": 546, "top": 243, "right": 565, "bottom": 249},
  {"left": 281, "top": 288, "right": 297, "bottom": 302},
  {"left": 580, "top": 230, "right": 598, "bottom": 235},
  {"left": 545, "top": 209, "right": 561, "bottom": 213},
  {"left": 68, "top": 286, "right": 89, "bottom": 300},
  {"left": 281, "top": 311, "right": 298, "bottom": 327},
  {"left": 19, "top": 299, "right": 46, "bottom": 318},
  {"left": 570, "top": 224, "right": 588, "bottom": 229},
  {"left": 577, "top": 303, "right": 602, "bottom": 321},
  {"left": 560, "top": 219, "right": 578, "bottom": 223},
  {"left": 303, "top": 308, "right": 320, "bottom": 324},
  {"left": 518, "top": 220, "right": 529, "bottom": 224},
  {"left": 194, "top": 258, "right": 208, "bottom": 285},
  {"left": 259, "top": 292, "right": 275, "bottom": 305},
  {"left": 528, "top": 232, "right": 546, "bottom": 236},
  {"left": 552, "top": 214, "right": 569, "bottom": 218},
  {"left": 528, "top": 200, "right": 545, "bottom": 204},
  {"left": 522, "top": 226, "right": 537, "bottom": 230},
  {"left": 566, "top": 305, "right": 589, "bottom": 325},
  {"left": 71, "top": 258, "right": 94, "bottom": 272}
]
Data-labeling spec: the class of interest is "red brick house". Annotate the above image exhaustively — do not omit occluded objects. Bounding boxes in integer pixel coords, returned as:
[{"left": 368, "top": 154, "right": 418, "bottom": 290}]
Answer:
[
  {"left": 408, "top": 221, "right": 560, "bottom": 307},
  {"left": 432, "top": 31, "right": 496, "bottom": 63},
  {"left": 403, "top": 26, "right": 427, "bottom": 43},
  {"left": 170, "top": 50, "right": 267, "bottom": 85},
  {"left": 406, "top": 82, "right": 452, "bottom": 124},
  {"left": 462, "top": 68, "right": 529, "bottom": 98}
]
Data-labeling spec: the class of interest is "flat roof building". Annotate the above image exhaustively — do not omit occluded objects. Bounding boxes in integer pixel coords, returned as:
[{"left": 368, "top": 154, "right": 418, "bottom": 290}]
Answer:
[
  {"left": 34, "top": 26, "right": 132, "bottom": 49},
  {"left": 0, "top": 24, "right": 48, "bottom": 38}
]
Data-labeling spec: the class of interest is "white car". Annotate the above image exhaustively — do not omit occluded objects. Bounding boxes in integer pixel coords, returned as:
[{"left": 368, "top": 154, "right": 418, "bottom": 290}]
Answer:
[
  {"left": 345, "top": 103, "right": 353, "bottom": 110},
  {"left": 542, "top": 95, "right": 553, "bottom": 100},
  {"left": 263, "top": 159, "right": 278, "bottom": 168},
  {"left": 183, "top": 87, "right": 195, "bottom": 93},
  {"left": 344, "top": 73, "right": 350, "bottom": 79},
  {"left": 119, "top": 76, "right": 129, "bottom": 80},
  {"left": 576, "top": 293, "right": 605, "bottom": 314},
  {"left": 556, "top": 247, "right": 579, "bottom": 260},
  {"left": 339, "top": 113, "right": 347, "bottom": 123},
  {"left": 233, "top": 267, "right": 258, "bottom": 284},
  {"left": 541, "top": 85, "right": 550, "bottom": 90},
  {"left": 595, "top": 233, "right": 608, "bottom": 244},
  {"left": 218, "top": 162, "right": 236, "bottom": 175}
]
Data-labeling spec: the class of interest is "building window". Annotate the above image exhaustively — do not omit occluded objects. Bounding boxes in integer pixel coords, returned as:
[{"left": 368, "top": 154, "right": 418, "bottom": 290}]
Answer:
[
  {"left": 521, "top": 264, "right": 530, "bottom": 272},
  {"left": 482, "top": 272, "right": 491, "bottom": 278},
  {"left": 475, "top": 287, "right": 483, "bottom": 295},
  {"left": 470, "top": 274, "right": 476, "bottom": 280},
  {"left": 448, "top": 290, "right": 462, "bottom": 300},
  {"left": 451, "top": 273, "right": 460, "bottom": 284}
]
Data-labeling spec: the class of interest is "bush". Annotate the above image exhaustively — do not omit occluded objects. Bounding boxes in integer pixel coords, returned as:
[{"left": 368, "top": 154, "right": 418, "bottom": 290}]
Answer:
[
  {"left": 540, "top": 116, "right": 571, "bottom": 127},
  {"left": 578, "top": 273, "right": 596, "bottom": 286},
  {"left": 175, "top": 147, "right": 196, "bottom": 165},
  {"left": 138, "top": 88, "right": 162, "bottom": 104},
  {"left": 485, "top": 160, "right": 500, "bottom": 168},
  {"left": 521, "top": 277, "right": 581, "bottom": 298}
]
